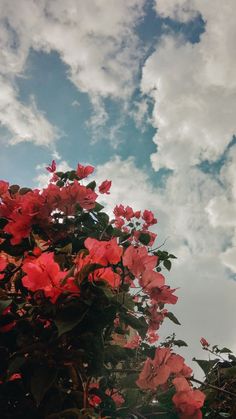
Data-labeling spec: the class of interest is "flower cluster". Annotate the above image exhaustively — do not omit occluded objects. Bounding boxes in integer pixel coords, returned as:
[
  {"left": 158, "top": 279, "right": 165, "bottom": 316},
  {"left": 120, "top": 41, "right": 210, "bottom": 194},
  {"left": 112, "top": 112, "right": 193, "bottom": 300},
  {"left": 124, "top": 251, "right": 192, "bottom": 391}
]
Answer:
[{"left": 0, "top": 161, "right": 205, "bottom": 419}]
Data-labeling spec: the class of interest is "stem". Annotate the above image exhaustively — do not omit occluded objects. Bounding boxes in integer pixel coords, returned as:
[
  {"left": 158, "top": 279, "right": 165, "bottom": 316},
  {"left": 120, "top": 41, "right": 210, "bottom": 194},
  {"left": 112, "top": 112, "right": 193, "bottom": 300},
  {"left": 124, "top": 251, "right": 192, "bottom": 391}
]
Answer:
[{"left": 191, "top": 377, "right": 236, "bottom": 398}]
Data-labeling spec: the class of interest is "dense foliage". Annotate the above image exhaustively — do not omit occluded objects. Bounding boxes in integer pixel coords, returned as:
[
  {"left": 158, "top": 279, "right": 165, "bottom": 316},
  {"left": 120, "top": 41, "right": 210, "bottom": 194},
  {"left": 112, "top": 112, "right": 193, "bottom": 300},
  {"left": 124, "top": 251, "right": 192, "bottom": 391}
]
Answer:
[{"left": 0, "top": 160, "right": 234, "bottom": 419}]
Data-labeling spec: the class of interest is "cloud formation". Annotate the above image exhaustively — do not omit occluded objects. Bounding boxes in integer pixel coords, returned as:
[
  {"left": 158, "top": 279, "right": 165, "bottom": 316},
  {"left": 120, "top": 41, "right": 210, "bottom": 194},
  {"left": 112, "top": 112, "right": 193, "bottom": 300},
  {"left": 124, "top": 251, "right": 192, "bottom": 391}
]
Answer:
[
  {"left": 0, "top": 0, "right": 145, "bottom": 147},
  {"left": 141, "top": 1, "right": 236, "bottom": 273}
]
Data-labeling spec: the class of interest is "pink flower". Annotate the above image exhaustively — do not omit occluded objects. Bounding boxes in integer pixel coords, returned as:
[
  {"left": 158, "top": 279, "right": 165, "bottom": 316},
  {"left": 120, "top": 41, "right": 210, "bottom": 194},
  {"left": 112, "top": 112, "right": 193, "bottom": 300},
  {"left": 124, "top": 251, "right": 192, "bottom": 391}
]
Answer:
[
  {"left": 46, "top": 160, "right": 56, "bottom": 173},
  {"left": 77, "top": 163, "right": 94, "bottom": 179},
  {"left": 200, "top": 337, "right": 209, "bottom": 347},
  {"left": 99, "top": 180, "right": 112, "bottom": 194}
]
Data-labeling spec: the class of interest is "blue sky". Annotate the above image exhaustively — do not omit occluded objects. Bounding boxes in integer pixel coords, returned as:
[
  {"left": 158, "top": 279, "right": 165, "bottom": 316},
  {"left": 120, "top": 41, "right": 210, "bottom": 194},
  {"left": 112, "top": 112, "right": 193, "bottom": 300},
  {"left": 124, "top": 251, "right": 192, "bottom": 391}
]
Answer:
[{"left": 0, "top": 0, "right": 236, "bottom": 370}]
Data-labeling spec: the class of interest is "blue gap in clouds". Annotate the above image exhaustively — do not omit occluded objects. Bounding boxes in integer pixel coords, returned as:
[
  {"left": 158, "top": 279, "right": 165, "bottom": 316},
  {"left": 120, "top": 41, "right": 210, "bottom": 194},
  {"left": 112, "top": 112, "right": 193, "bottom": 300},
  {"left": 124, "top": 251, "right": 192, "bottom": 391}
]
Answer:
[
  {"left": 138, "top": 0, "right": 205, "bottom": 47},
  {"left": 198, "top": 136, "right": 236, "bottom": 183},
  {"left": 16, "top": 50, "right": 114, "bottom": 179}
]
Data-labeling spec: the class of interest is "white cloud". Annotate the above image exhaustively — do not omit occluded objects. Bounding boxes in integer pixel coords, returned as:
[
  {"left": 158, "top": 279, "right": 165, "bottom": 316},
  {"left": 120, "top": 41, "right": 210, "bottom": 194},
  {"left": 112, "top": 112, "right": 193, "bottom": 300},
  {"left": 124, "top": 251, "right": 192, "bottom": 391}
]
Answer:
[
  {"left": 0, "top": 0, "right": 145, "bottom": 147},
  {"left": 95, "top": 156, "right": 236, "bottom": 374},
  {"left": 140, "top": 1, "right": 236, "bottom": 275},
  {"left": 0, "top": 78, "right": 60, "bottom": 147}
]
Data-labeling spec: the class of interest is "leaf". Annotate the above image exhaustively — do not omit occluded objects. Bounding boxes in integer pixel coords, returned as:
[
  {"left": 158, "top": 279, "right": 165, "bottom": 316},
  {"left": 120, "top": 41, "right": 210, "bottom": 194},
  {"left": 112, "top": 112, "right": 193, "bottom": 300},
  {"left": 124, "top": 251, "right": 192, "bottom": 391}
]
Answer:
[
  {"left": 30, "top": 364, "right": 57, "bottom": 406},
  {"left": 19, "top": 187, "right": 32, "bottom": 195},
  {"left": 93, "top": 202, "right": 104, "bottom": 212},
  {"left": 119, "top": 373, "right": 139, "bottom": 388},
  {"left": 113, "top": 293, "right": 135, "bottom": 311},
  {"left": 55, "top": 308, "right": 88, "bottom": 337},
  {"left": 86, "top": 180, "right": 96, "bottom": 191},
  {"left": 220, "top": 366, "right": 236, "bottom": 378},
  {"left": 138, "top": 233, "right": 151, "bottom": 245},
  {"left": 120, "top": 313, "right": 148, "bottom": 339},
  {"left": 193, "top": 358, "right": 218, "bottom": 376},
  {"left": 219, "top": 347, "right": 232, "bottom": 354},
  {"left": 173, "top": 339, "right": 188, "bottom": 347},
  {"left": 9, "top": 184, "right": 20, "bottom": 194},
  {"left": 163, "top": 259, "right": 172, "bottom": 271},
  {"left": 0, "top": 299, "right": 12, "bottom": 315},
  {"left": 124, "top": 388, "right": 140, "bottom": 408},
  {"left": 165, "top": 312, "right": 181, "bottom": 325},
  {"left": 55, "top": 243, "right": 72, "bottom": 254}
]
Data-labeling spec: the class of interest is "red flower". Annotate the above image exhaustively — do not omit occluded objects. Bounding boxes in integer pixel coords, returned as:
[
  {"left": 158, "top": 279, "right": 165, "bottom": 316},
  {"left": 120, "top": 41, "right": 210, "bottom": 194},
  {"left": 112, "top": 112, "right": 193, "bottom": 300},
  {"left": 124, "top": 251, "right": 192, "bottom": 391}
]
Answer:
[
  {"left": 172, "top": 377, "right": 205, "bottom": 419},
  {"left": 99, "top": 180, "right": 112, "bottom": 194},
  {"left": 4, "top": 214, "right": 32, "bottom": 245},
  {"left": 142, "top": 209, "right": 157, "bottom": 227},
  {"left": 89, "top": 267, "right": 121, "bottom": 288},
  {"left": 22, "top": 252, "right": 79, "bottom": 303},
  {"left": 85, "top": 237, "right": 122, "bottom": 266},
  {"left": 136, "top": 347, "right": 184, "bottom": 390},
  {"left": 123, "top": 245, "right": 157, "bottom": 277},
  {"left": 46, "top": 160, "right": 56, "bottom": 173},
  {"left": 0, "top": 180, "right": 9, "bottom": 197},
  {"left": 149, "top": 285, "right": 178, "bottom": 305},
  {"left": 200, "top": 337, "right": 209, "bottom": 347},
  {"left": 0, "top": 255, "right": 7, "bottom": 280},
  {"left": 77, "top": 163, "right": 94, "bottom": 179}
]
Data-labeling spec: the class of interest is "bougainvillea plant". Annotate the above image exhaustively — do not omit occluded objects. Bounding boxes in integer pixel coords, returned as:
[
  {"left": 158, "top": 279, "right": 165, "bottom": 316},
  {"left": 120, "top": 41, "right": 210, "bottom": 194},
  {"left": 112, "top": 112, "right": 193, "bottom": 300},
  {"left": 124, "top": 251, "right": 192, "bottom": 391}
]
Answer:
[{"left": 0, "top": 160, "right": 207, "bottom": 419}]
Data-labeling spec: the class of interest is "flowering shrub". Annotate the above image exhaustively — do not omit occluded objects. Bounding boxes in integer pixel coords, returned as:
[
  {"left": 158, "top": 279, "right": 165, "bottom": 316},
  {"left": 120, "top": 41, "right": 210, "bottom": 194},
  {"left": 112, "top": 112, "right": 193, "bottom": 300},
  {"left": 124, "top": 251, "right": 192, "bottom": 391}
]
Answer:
[{"left": 0, "top": 161, "right": 207, "bottom": 418}]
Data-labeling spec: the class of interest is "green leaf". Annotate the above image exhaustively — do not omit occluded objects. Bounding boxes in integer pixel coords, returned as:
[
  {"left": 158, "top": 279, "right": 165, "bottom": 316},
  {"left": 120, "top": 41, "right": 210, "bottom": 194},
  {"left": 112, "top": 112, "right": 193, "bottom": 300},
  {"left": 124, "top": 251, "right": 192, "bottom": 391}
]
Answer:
[
  {"left": 86, "top": 180, "right": 96, "bottom": 190},
  {"left": 9, "top": 184, "right": 20, "bottom": 194},
  {"left": 173, "top": 339, "right": 188, "bottom": 347},
  {"left": 55, "top": 309, "right": 88, "bottom": 337},
  {"left": 193, "top": 358, "right": 218, "bottom": 376},
  {"left": 93, "top": 202, "right": 104, "bottom": 212},
  {"left": 19, "top": 187, "right": 32, "bottom": 195},
  {"left": 219, "top": 347, "right": 232, "bottom": 353},
  {"left": 0, "top": 299, "right": 12, "bottom": 315},
  {"left": 163, "top": 259, "right": 172, "bottom": 271},
  {"left": 113, "top": 293, "right": 135, "bottom": 311},
  {"left": 120, "top": 313, "right": 148, "bottom": 339},
  {"left": 124, "top": 388, "right": 140, "bottom": 408},
  {"left": 119, "top": 372, "right": 138, "bottom": 388},
  {"left": 220, "top": 366, "right": 236, "bottom": 378},
  {"left": 138, "top": 233, "right": 151, "bottom": 245},
  {"left": 165, "top": 312, "right": 181, "bottom": 325},
  {"left": 30, "top": 364, "right": 57, "bottom": 406}
]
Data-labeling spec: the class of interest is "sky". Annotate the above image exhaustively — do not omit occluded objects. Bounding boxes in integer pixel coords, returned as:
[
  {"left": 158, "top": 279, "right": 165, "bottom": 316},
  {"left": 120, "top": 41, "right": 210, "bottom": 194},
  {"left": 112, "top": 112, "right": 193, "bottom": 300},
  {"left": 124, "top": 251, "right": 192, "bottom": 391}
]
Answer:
[{"left": 0, "top": 0, "right": 236, "bottom": 375}]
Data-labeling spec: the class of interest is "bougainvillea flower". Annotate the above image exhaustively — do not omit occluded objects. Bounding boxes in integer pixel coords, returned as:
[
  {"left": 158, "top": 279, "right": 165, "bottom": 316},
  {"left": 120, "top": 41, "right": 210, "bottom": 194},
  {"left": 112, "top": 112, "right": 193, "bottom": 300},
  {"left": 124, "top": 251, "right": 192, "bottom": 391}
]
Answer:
[
  {"left": 99, "top": 180, "right": 112, "bottom": 194},
  {"left": 89, "top": 267, "right": 121, "bottom": 288},
  {"left": 0, "top": 180, "right": 9, "bottom": 197},
  {"left": 22, "top": 252, "right": 78, "bottom": 303},
  {"left": 0, "top": 255, "right": 7, "bottom": 280},
  {"left": 46, "top": 160, "right": 56, "bottom": 173},
  {"left": 124, "top": 333, "right": 141, "bottom": 349},
  {"left": 123, "top": 245, "right": 157, "bottom": 277},
  {"left": 85, "top": 237, "right": 122, "bottom": 266},
  {"left": 105, "top": 389, "right": 125, "bottom": 407},
  {"left": 61, "top": 181, "right": 98, "bottom": 212},
  {"left": 77, "top": 163, "right": 94, "bottom": 179},
  {"left": 142, "top": 209, "right": 157, "bottom": 227},
  {"left": 149, "top": 285, "right": 178, "bottom": 305},
  {"left": 113, "top": 204, "right": 126, "bottom": 218},
  {"left": 148, "top": 305, "right": 168, "bottom": 331},
  {"left": 140, "top": 269, "right": 165, "bottom": 290},
  {"left": 4, "top": 214, "right": 32, "bottom": 245},
  {"left": 136, "top": 347, "right": 185, "bottom": 390},
  {"left": 200, "top": 337, "right": 209, "bottom": 347},
  {"left": 172, "top": 377, "right": 205, "bottom": 418}
]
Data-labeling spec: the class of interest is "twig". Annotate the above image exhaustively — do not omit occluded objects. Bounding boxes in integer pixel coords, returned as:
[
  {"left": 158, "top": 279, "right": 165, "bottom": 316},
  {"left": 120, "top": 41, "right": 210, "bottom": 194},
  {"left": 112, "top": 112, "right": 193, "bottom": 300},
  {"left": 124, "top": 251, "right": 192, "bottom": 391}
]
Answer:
[{"left": 191, "top": 377, "right": 236, "bottom": 398}]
